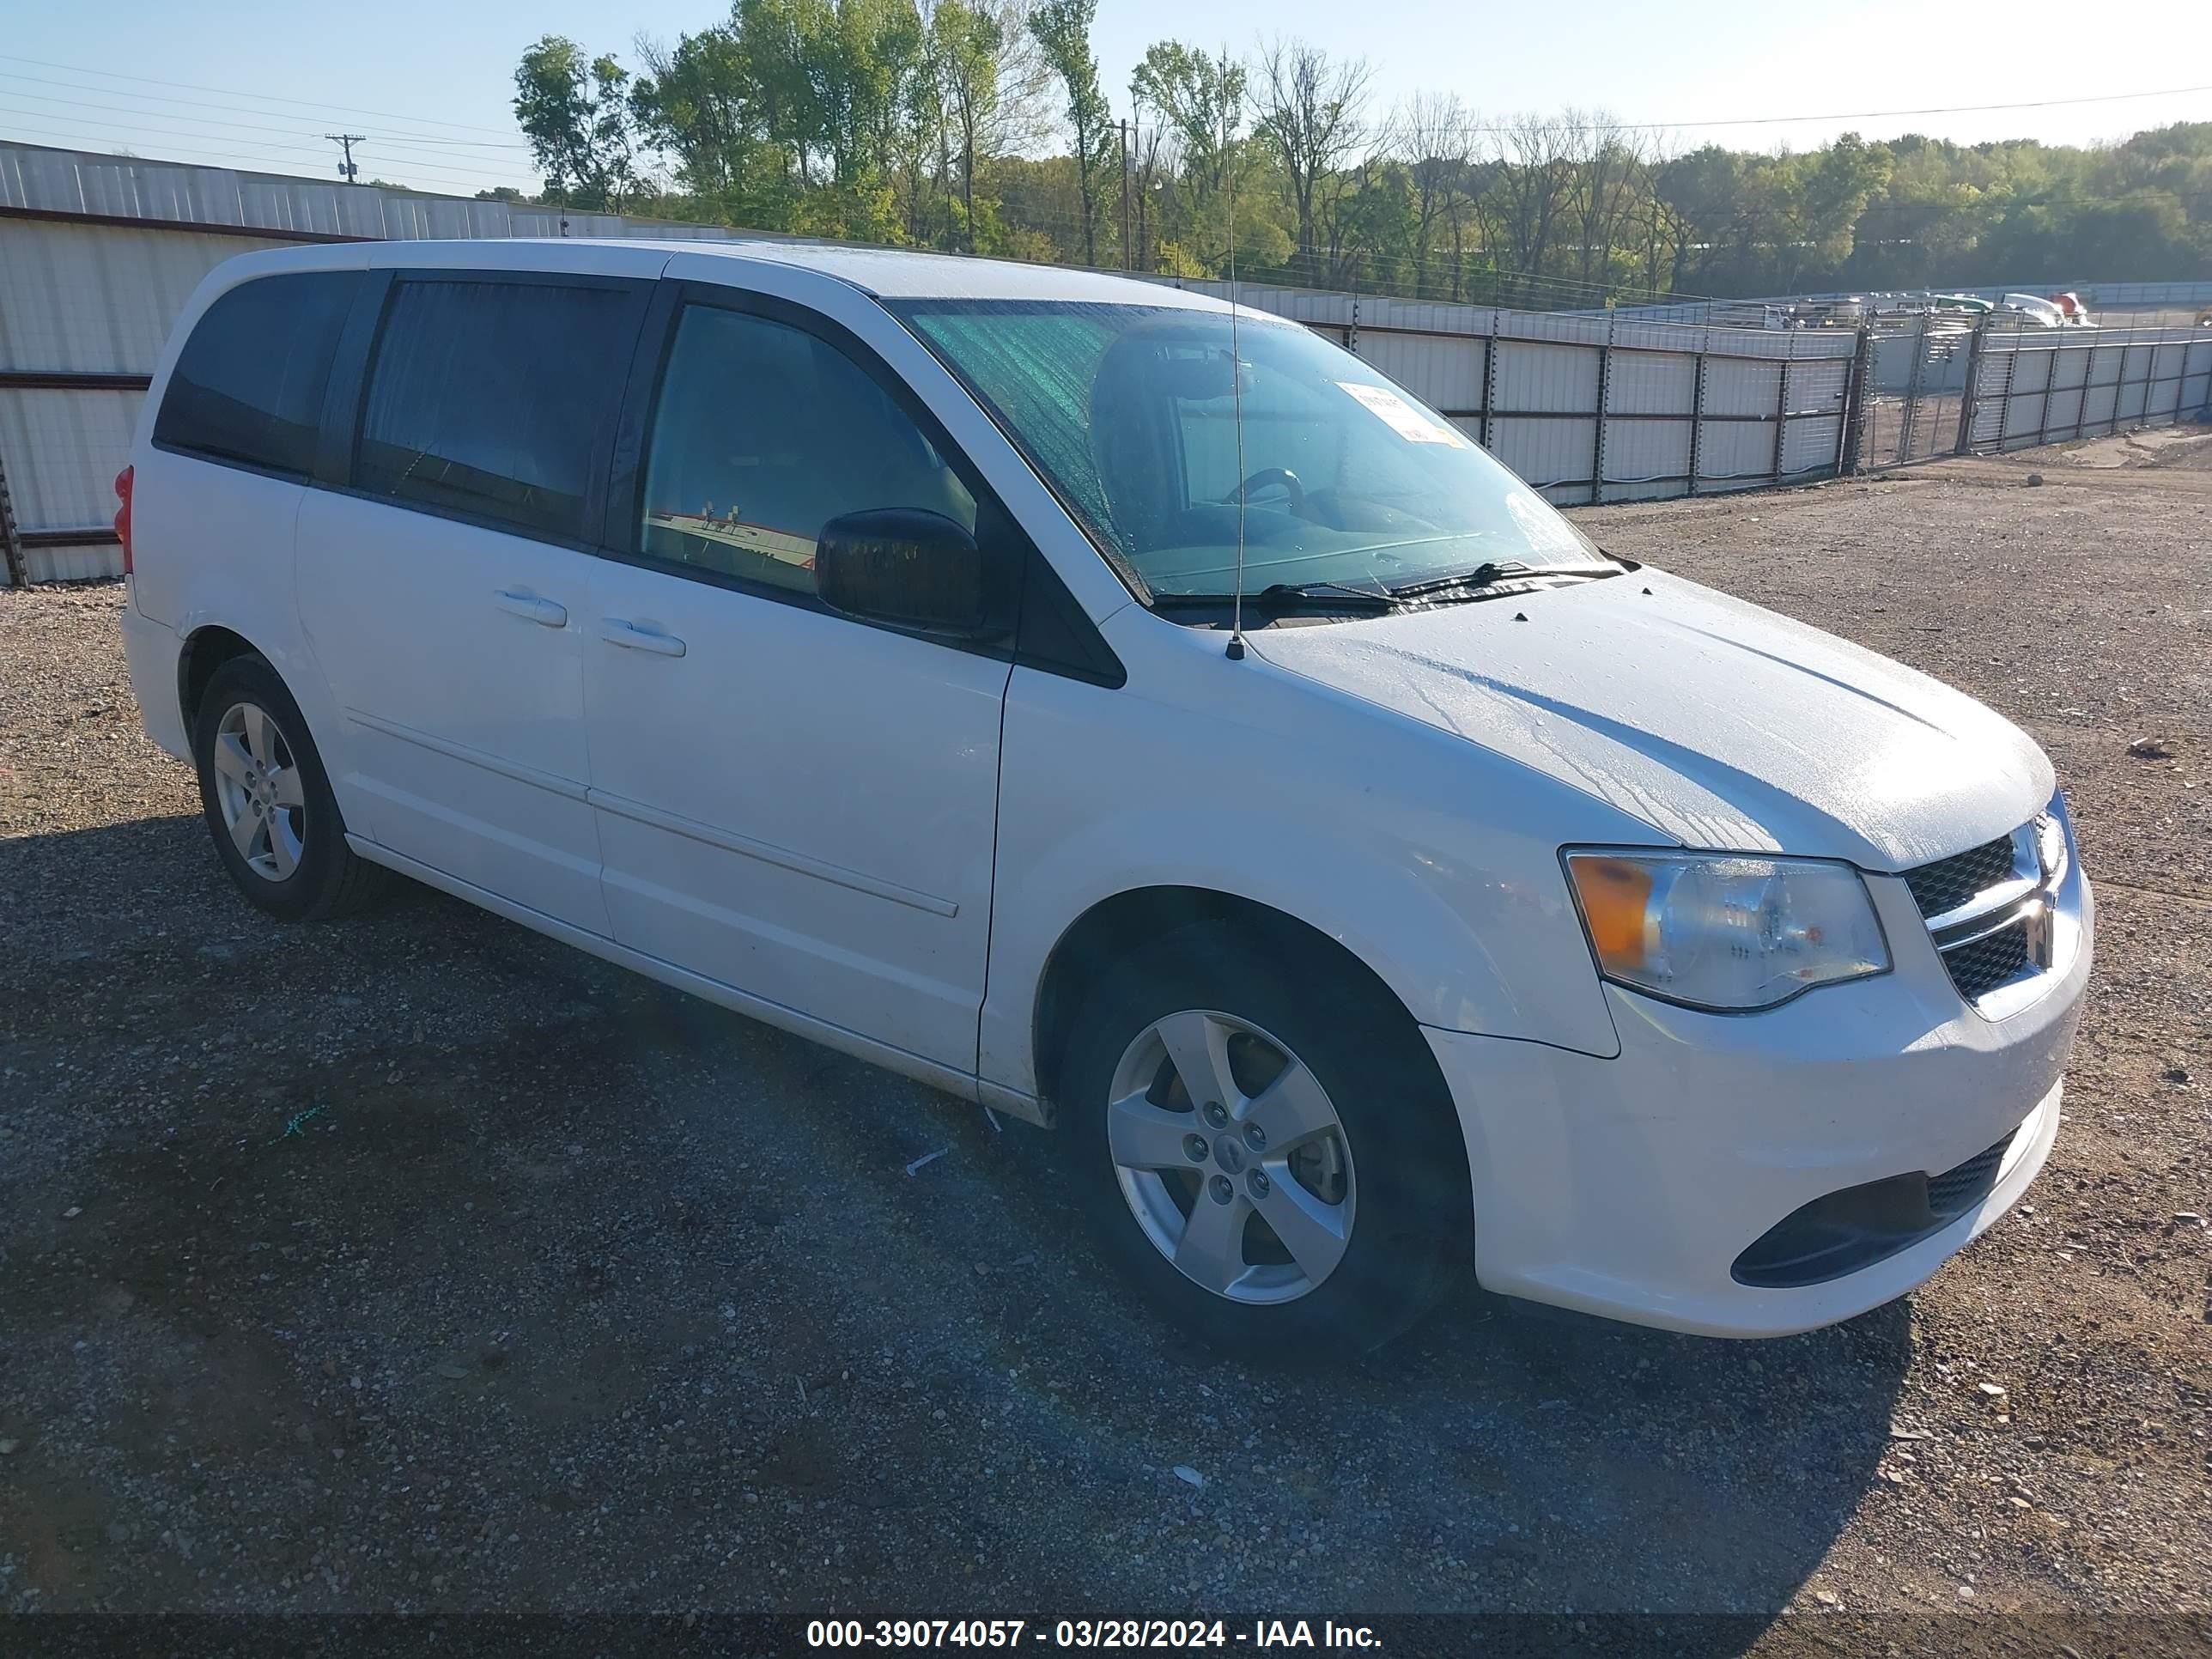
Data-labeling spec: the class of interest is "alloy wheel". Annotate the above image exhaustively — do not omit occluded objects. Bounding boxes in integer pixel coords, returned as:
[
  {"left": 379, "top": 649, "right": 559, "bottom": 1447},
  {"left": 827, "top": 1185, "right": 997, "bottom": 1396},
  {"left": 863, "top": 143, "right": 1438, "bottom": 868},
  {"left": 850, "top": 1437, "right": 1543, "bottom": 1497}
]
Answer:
[
  {"left": 1106, "top": 1009, "right": 1357, "bottom": 1304},
  {"left": 210, "top": 701, "right": 307, "bottom": 882}
]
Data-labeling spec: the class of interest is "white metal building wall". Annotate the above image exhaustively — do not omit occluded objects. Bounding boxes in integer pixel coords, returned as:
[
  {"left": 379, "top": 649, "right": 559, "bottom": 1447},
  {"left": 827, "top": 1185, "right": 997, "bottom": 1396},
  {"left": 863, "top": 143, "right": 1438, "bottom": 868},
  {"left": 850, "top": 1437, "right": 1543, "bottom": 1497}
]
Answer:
[{"left": 0, "top": 218, "right": 300, "bottom": 580}]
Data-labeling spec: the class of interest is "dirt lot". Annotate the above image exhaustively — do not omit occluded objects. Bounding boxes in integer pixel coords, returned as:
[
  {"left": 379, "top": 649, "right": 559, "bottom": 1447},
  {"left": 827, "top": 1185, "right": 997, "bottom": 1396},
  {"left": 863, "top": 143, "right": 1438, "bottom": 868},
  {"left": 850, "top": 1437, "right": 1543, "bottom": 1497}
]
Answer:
[{"left": 2, "top": 435, "right": 2208, "bottom": 1636}]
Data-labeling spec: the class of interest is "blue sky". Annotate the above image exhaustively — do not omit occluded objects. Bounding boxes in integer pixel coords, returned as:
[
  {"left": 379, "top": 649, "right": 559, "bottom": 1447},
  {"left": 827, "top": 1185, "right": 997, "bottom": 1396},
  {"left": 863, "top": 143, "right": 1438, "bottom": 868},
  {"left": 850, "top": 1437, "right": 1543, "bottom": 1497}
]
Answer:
[{"left": 2, "top": 0, "right": 2206, "bottom": 196}]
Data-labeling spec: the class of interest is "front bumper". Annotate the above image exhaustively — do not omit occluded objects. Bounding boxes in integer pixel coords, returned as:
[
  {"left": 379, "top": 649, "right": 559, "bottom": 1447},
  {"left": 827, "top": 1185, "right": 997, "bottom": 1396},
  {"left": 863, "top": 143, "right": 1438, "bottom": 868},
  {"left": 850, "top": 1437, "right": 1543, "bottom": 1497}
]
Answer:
[{"left": 1426, "top": 858, "right": 2092, "bottom": 1338}]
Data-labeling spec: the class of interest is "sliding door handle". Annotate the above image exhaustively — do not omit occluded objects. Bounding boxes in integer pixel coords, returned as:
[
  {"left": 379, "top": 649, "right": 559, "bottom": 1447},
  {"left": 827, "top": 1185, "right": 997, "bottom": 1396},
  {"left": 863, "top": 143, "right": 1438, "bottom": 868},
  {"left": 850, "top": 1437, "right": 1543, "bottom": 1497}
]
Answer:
[
  {"left": 598, "top": 618, "right": 687, "bottom": 658},
  {"left": 495, "top": 590, "right": 568, "bottom": 628}
]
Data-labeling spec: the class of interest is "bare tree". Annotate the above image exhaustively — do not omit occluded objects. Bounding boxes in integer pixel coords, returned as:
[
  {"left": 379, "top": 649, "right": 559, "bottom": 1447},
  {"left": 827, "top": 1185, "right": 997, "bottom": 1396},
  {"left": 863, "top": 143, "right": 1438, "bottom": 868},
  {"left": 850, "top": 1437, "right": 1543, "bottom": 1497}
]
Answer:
[
  {"left": 1617, "top": 134, "right": 1685, "bottom": 296},
  {"left": 1482, "top": 112, "right": 1575, "bottom": 298},
  {"left": 1395, "top": 90, "right": 1474, "bottom": 299},
  {"left": 1127, "top": 118, "right": 1168, "bottom": 270},
  {"left": 1562, "top": 107, "right": 1643, "bottom": 292},
  {"left": 986, "top": 0, "right": 1059, "bottom": 156},
  {"left": 1252, "top": 35, "right": 1375, "bottom": 276}
]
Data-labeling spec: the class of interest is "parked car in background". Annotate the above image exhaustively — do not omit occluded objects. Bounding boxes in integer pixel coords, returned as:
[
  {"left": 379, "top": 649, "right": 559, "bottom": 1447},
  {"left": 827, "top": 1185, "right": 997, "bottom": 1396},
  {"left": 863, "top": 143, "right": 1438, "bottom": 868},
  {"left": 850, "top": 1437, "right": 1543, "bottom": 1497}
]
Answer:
[
  {"left": 116, "top": 240, "right": 2092, "bottom": 1353},
  {"left": 1998, "top": 294, "right": 2067, "bottom": 328}
]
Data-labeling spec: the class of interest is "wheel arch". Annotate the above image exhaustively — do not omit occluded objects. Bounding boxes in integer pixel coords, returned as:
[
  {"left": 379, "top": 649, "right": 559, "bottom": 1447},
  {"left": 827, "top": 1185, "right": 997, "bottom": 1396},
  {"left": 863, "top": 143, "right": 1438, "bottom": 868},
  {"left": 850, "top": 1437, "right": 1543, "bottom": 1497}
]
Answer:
[
  {"left": 1030, "top": 885, "right": 1433, "bottom": 1126},
  {"left": 176, "top": 623, "right": 264, "bottom": 732}
]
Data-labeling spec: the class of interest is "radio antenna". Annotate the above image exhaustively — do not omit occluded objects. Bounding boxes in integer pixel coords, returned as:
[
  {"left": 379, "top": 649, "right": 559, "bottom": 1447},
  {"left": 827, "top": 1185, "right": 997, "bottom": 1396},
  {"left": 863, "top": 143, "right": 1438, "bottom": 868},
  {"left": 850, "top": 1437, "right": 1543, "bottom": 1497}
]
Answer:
[{"left": 1224, "top": 93, "right": 1248, "bottom": 662}]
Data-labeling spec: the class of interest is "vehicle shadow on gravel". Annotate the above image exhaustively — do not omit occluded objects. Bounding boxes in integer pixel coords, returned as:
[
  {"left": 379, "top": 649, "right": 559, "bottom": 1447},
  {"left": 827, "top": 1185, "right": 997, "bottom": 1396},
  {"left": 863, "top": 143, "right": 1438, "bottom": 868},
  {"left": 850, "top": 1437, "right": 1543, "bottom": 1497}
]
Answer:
[{"left": 3, "top": 816, "right": 1905, "bottom": 1625}]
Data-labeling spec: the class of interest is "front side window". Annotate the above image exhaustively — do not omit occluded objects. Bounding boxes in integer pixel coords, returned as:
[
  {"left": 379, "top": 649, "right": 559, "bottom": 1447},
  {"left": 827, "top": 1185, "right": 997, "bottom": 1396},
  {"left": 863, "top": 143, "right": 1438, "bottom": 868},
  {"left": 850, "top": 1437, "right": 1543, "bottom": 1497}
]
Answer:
[
  {"left": 354, "top": 279, "right": 637, "bottom": 542},
  {"left": 895, "top": 301, "right": 1607, "bottom": 599},
  {"left": 638, "top": 304, "right": 975, "bottom": 595},
  {"left": 154, "top": 270, "right": 361, "bottom": 477}
]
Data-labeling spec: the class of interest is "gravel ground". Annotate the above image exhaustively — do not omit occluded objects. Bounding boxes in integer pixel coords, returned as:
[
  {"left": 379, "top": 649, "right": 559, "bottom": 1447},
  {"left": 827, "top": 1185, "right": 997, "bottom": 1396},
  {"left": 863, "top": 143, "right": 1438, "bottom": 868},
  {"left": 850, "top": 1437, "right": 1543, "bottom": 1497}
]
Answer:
[{"left": 1, "top": 434, "right": 2208, "bottom": 1638}]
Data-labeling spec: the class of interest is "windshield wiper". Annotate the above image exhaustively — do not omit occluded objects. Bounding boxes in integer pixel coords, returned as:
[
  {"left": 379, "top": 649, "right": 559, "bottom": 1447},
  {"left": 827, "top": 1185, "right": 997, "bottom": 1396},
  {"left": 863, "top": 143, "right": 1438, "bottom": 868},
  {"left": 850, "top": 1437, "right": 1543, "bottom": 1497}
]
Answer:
[
  {"left": 1152, "top": 580, "right": 1401, "bottom": 611},
  {"left": 1253, "top": 580, "right": 1402, "bottom": 610},
  {"left": 1389, "top": 560, "right": 1613, "bottom": 600}
]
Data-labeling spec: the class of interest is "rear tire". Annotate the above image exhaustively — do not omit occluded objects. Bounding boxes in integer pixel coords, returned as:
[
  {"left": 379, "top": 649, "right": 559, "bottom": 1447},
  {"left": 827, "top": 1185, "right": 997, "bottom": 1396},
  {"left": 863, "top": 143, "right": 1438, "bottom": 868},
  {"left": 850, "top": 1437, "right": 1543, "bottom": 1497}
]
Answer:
[
  {"left": 1057, "top": 921, "right": 1469, "bottom": 1358},
  {"left": 191, "top": 654, "right": 386, "bottom": 921}
]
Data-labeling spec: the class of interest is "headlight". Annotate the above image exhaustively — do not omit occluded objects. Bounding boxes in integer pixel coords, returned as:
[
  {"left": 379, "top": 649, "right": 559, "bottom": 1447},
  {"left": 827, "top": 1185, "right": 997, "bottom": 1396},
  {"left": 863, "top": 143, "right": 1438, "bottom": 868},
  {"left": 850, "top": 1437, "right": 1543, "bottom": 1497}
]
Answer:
[{"left": 1564, "top": 851, "right": 1890, "bottom": 1012}]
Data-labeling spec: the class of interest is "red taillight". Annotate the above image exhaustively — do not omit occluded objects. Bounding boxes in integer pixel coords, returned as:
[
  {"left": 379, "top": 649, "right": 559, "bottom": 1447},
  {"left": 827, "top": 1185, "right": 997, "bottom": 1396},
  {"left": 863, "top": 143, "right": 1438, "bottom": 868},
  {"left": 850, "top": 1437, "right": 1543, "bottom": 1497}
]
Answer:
[{"left": 113, "top": 465, "right": 134, "bottom": 575}]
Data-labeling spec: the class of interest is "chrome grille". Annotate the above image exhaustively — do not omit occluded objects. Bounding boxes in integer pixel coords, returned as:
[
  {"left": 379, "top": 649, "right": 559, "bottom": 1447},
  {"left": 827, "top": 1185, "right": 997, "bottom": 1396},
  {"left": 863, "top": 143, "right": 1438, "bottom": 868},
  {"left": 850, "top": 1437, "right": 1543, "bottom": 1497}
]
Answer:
[
  {"left": 1901, "top": 809, "right": 2068, "bottom": 1010},
  {"left": 1904, "top": 833, "right": 2016, "bottom": 918}
]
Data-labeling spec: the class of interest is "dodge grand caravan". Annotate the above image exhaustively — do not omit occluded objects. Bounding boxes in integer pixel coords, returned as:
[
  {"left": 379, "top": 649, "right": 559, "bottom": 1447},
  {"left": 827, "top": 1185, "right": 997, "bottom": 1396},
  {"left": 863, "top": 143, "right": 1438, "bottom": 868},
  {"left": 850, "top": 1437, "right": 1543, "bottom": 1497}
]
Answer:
[{"left": 118, "top": 240, "right": 2091, "bottom": 1353}]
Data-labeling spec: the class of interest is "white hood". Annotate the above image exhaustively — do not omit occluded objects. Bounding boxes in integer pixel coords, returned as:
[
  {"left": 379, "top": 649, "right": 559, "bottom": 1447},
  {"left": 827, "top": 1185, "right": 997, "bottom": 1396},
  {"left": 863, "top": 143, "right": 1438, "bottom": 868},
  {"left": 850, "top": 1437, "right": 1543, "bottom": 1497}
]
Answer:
[{"left": 1249, "top": 571, "right": 2052, "bottom": 871}]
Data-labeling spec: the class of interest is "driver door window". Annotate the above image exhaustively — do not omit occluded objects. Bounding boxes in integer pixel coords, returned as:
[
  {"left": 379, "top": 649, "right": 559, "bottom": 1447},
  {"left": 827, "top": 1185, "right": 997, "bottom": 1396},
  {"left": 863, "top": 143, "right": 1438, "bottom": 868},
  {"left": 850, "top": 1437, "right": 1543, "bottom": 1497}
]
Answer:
[{"left": 638, "top": 305, "right": 976, "bottom": 595}]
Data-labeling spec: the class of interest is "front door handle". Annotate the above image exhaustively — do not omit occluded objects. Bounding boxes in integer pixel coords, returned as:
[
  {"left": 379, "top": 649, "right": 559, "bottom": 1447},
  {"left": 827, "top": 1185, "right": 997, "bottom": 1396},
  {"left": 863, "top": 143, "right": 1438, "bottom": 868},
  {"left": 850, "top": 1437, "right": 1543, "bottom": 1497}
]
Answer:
[
  {"left": 495, "top": 590, "right": 568, "bottom": 628},
  {"left": 598, "top": 618, "right": 687, "bottom": 658}
]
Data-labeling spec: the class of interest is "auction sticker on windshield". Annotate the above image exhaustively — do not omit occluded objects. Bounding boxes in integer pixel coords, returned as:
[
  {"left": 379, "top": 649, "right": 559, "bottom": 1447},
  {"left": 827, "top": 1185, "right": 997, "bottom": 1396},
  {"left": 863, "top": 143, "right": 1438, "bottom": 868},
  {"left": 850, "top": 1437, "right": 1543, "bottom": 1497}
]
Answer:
[{"left": 1335, "top": 380, "right": 1471, "bottom": 446}]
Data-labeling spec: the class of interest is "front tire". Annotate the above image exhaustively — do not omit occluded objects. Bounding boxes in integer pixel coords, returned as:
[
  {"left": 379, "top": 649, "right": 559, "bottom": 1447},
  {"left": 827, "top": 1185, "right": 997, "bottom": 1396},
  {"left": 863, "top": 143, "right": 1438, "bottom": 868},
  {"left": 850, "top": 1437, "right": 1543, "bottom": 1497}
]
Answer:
[
  {"left": 191, "top": 654, "right": 386, "bottom": 921},
  {"left": 1058, "top": 921, "right": 1470, "bottom": 1357}
]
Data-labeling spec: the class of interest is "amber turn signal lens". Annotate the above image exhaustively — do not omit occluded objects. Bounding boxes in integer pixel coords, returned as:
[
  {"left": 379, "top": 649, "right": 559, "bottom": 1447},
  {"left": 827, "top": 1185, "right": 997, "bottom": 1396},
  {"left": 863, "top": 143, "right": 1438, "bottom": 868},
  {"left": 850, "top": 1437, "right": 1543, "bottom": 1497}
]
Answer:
[{"left": 1569, "top": 855, "right": 1652, "bottom": 969}]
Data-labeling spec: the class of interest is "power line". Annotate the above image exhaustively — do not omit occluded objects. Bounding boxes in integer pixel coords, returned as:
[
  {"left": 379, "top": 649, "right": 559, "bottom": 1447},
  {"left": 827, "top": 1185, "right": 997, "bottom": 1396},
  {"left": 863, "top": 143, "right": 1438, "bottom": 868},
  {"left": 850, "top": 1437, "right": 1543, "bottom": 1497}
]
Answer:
[
  {"left": 0, "top": 85, "right": 529, "bottom": 168},
  {"left": 6, "top": 46, "right": 2202, "bottom": 156},
  {"left": 0, "top": 101, "right": 515, "bottom": 182},
  {"left": 1461, "top": 83, "right": 2212, "bottom": 136},
  {"left": 0, "top": 52, "right": 526, "bottom": 137},
  {"left": 0, "top": 70, "right": 532, "bottom": 153},
  {"left": 0, "top": 116, "right": 507, "bottom": 190}
]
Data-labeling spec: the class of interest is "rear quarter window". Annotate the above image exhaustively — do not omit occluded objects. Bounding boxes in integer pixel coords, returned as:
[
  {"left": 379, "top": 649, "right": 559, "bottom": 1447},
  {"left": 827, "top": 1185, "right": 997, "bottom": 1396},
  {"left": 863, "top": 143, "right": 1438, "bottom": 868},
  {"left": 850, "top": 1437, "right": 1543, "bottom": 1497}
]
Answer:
[{"left": 154, "top": 270, "right": 362, "bottom": 477}]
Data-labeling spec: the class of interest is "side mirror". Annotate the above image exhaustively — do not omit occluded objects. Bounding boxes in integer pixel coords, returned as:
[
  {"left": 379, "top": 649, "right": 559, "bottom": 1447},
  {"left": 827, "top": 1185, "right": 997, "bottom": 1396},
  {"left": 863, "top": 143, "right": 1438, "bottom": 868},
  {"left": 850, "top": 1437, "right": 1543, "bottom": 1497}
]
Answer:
[{"left": 815, "top": 509, "right": 995, "bottom": 639}]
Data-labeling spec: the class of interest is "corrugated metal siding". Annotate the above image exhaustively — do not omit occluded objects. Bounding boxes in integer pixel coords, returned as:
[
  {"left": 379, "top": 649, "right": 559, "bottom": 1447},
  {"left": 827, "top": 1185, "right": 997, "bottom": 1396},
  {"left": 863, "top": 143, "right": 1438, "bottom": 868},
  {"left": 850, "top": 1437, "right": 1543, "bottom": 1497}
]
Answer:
[
  {"left": 1703, "top": 358, "right": 1784, "bottom": 417},
  {"left": 1698, "top": 421, "right": 1778, "bottom": 483},
  {"left": 1492, "top": 418, "right": 1597, "bottom": 499},
  {"left": 1606, "top": 350, "right": 1695, "bottom": 415},
  {"left": 24, "top": 542, "right": 122, "bottom": 583},
  {"left": 0, "top": 140, "right": 787, "bottom": 248},
  {"left": 0, "top": 220, "right": 293, "bottom": 374},
  {"left": 1356, "top": 330, "right": 1483, "bottom": 413},
  {"left": 0, "top": 386, "right": 138, "bottom": 531},
  {"left": 1493, "top": 341, "right": 1599, "bottom": 413},
  {"left": 1782, "top": 416, "right": 1844, "bottom": 477},
  {"left": 1954, "top": 330, "right": 2211, "bottom": 454},
  {"left": 1602, "top": 420, "right": 1692, "bottom": 490}
]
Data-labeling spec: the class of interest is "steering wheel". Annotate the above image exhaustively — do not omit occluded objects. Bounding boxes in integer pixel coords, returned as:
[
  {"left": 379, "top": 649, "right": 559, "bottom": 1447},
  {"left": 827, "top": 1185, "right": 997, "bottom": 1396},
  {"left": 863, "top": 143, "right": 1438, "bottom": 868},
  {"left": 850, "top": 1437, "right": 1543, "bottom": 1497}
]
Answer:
[{"left": 1221, "top": 467, "right": 1306, "bottom": 514}]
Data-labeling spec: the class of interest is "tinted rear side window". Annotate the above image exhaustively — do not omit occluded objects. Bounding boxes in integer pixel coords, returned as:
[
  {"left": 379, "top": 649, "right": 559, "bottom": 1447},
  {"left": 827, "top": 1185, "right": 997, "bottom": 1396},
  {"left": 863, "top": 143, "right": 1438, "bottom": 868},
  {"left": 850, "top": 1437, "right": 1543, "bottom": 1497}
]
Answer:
[
  {"left": 354, "top": 279, "right": 638, "bottom": 543},
  {"left": 154, "top": 270, "right": 361, "bottom": 477}
]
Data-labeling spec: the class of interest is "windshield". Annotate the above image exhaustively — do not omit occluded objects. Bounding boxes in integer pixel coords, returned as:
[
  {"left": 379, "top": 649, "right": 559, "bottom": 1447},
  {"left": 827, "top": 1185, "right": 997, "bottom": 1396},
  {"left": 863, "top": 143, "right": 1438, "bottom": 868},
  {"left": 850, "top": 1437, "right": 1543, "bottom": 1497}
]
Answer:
[{"left": 892, "top": 300, "right": 1608, "bottom": 599}]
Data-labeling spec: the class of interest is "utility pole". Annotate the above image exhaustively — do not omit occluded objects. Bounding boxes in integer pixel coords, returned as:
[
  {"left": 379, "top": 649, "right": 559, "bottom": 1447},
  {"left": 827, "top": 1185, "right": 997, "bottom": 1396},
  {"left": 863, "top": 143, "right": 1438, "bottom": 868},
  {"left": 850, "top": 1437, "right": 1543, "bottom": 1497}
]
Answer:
[
  {"left": 326, "top": 134, "right": 364, "bottom": 185},
  {"left": 1119, "top": 118, "right": 1132, "bottom": 272}
]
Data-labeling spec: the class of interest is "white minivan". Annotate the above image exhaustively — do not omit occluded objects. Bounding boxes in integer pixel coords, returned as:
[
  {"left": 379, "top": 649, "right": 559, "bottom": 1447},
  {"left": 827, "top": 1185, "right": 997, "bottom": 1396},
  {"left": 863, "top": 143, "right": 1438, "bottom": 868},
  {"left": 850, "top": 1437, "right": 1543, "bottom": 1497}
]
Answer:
[{"left": 118, "top": 239, "right": 2091, "bottom": 1353}]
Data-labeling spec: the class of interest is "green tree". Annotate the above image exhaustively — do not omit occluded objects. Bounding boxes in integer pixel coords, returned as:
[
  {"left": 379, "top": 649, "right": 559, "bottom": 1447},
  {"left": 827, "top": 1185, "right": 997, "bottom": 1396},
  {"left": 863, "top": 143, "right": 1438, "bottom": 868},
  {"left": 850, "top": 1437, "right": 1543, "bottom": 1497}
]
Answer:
[
  {"left": 933, "top": 0, "right": 1006, "bottom": 252},
  {"left": 514, "top": 35, "right": 646, "bottom": 210},
  {"left": 632, "top": 22, "right": 781, "bottom": 223},
  {"left": 1028, "top": 0, "right": 1112, "bottom": 264},
  {"left": 1131, "top": 41, "right": 1243, "bottom": 201}
]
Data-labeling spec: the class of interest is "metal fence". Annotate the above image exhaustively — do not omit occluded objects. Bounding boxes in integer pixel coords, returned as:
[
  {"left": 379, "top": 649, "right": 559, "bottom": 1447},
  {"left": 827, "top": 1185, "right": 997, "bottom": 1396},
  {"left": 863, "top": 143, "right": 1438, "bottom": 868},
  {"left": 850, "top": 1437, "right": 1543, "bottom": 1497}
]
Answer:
[
  {"left": 1604, "top": 280, "right": 2212, "bottom": 327},
  {"left": 3, "top": 137, "right": 2209, "bottom": 585},
  {"left": 1965, "top": 325, "right": 2212, "bottom": 453},
  {"left": 1152, "top": 283, "right": 1861, "bottom": 507},
  {"left": 1857, "top": 313, "right": 2212, "bottom": 473}
]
